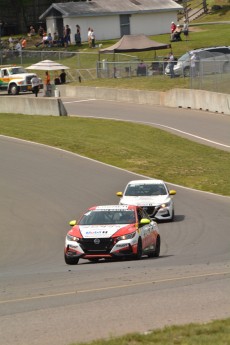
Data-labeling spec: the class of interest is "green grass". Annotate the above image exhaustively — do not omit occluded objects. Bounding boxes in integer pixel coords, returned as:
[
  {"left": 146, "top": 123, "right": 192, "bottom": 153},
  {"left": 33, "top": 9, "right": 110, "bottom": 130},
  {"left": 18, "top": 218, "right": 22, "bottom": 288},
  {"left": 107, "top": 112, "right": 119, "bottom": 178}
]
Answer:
[
  {"left": 69, "top": 318, "right": 230, "bottom": 345},
  {"left": 0, "top": 114, "right": 229, "bottom": 196}
]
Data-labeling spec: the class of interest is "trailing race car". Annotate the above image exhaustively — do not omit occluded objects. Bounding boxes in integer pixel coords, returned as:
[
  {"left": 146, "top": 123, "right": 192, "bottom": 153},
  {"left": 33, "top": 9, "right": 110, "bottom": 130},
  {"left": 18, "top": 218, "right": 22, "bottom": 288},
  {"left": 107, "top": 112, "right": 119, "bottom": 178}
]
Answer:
[
  {"left": 64, "top": 205, "right": 160, "bottom": 265},
  {"left": 116, "top": 179, "right": 176, "bottom": 221}
]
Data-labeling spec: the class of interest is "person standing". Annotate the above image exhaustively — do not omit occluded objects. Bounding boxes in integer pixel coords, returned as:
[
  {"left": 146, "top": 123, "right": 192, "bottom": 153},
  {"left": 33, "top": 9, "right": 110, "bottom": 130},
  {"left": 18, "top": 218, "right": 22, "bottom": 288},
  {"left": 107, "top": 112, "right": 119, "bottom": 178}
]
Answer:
[
  {"left": 168, "top": 52, "right": 175, "bottom": 78},
  {"left": 90, "top": 29, "right": 95, "bottom": 48},
  {"left": 21, "top": 37, "right": 27, "bottom": 49},
  {"left": 44, "top": 71, "right": 51, "bottom": 96},
  {"left": 88, "top": 27, "right": 92, "bottom": 48},
  {"left": 31, "top": 75, "right": 40, "bottom": 97},
  {"left": 75, "top": 24, "right": 81, "bottom": 46},
  {"left": 183, "top": 19, "right": 189, "bottom": 40}
]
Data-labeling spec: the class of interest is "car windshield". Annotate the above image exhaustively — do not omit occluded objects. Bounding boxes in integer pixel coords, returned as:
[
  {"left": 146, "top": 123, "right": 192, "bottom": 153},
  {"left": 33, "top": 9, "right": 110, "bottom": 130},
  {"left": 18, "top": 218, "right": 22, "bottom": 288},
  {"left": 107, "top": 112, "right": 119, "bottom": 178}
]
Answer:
[
  {"left": 178, "top": 52, "right": 190, "bottom": 62},
  {"left": 9, "top": 67, "right": 27, "bottom": 74},
  {"left": 79, "top": 210, "right": 136, "bottom": 225},
  {"left": 125, "top": 183, "right": 167, "bottom": 196}
]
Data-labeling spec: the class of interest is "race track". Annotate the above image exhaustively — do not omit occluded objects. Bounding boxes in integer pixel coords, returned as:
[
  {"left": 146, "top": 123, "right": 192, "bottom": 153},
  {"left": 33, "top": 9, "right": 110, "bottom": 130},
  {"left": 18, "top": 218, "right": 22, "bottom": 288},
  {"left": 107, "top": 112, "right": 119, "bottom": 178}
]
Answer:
[{"left": 0, "top": 100, "right": 230, "bottom": 345}]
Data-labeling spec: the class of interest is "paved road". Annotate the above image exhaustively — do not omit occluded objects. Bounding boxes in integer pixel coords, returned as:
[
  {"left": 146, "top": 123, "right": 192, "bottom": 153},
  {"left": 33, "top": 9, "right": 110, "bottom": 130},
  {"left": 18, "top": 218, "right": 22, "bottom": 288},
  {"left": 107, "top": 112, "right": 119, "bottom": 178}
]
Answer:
[
  {"left": 0, "top": 99, "right": 230, "bottom": 345},
  {"left": 62, "top": 98, "right": 230, "bottom": 152}
]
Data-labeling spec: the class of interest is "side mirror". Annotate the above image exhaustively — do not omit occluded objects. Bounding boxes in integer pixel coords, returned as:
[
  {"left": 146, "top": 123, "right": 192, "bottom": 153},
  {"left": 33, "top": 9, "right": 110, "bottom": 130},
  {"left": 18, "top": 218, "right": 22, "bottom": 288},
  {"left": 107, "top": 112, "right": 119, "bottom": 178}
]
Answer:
[
  {"left": 140, "top": 218, "right": 150, "bottom": 225},
  {"left": 116, "top": 192, "right": 123, "bottom": 197},
  {"left": 169, "top": 190, "right": 176, "bottom": 195},
  {"left": 69, "top": 220, "right": 77, "bottom": 226}
]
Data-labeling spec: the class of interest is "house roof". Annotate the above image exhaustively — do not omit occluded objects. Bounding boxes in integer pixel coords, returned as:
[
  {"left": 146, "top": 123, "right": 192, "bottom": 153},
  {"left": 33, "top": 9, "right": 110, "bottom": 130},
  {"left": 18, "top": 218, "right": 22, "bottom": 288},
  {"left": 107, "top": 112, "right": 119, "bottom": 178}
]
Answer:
[
  {"left": 39, "top": 0, "right": 182, "bottom": 20},
  {"left": 99, "top": 34, "right": 171, "bottom": 53}
]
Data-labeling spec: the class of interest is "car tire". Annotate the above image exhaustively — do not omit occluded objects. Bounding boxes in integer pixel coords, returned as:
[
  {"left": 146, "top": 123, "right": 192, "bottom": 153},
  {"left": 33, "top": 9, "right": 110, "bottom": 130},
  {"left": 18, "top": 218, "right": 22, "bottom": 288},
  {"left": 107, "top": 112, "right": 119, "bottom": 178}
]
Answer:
[
  {"left": 154, "top": 236, "right": 161, "bottom": 257},
  {"left": 183, "top": 67, "right": 190, "bottom": 77},
  {"left": 10, "top": 83, "right": 19, "bottom": 95},
  {"left": 169, "top": 209, "right": 175, "bottom": 222},
  {"left": 64, "top": 254, "right": 79, "bottom": 265},
  {"left": 134, "top": 238, "right": 143, "bottom": 260}
]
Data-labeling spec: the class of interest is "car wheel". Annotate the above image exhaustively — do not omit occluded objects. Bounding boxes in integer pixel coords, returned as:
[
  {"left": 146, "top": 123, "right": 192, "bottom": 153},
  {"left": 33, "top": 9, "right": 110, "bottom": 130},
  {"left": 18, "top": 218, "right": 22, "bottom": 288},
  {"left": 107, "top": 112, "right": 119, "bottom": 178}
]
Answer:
[
  {"left": 183, "top": 67, "right": 190, "bottom": 77},
  {"left": 10, "top": 84, "right": 20, "bottom": 95},
  {"left": 154, "top": 236, "right": 161, "bottom": 257},
  {"left": 169, "top": 209, "right": 175, "bottom": 222},
  {"left": 64, "top": 253, "right": 79, "bottom": 265},
  {"left": 134, "top": 238, "right": 143, "bottom": 260}
]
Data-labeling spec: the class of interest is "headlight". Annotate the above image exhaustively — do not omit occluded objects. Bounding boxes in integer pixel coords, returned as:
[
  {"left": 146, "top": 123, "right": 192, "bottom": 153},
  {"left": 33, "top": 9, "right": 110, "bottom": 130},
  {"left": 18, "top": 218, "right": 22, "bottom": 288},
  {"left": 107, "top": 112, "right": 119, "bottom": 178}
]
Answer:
[
  {"left": 116, "top": 231, "right": 136, "bottom": 241},
  {"left": 160, "top": 201, "right": 171, "bottom": 208},
  {"left": 66, "top": 234, "right": 80, "bottom": 242}
]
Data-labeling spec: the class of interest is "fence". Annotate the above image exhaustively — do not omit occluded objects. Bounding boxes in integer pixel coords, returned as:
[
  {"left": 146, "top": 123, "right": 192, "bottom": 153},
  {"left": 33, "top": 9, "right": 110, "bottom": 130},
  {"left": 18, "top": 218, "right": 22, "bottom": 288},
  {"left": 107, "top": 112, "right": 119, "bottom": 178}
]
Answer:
[{"left": 1, "top": 49, "right": 229, "bottom": 94}]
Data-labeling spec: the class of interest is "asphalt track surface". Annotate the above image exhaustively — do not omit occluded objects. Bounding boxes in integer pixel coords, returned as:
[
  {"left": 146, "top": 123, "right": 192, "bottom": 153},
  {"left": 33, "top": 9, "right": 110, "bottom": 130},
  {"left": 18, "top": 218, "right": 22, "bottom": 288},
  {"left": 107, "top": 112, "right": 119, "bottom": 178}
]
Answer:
[{"left": 0, "top": 98, "right": 230, "bottom": 345}]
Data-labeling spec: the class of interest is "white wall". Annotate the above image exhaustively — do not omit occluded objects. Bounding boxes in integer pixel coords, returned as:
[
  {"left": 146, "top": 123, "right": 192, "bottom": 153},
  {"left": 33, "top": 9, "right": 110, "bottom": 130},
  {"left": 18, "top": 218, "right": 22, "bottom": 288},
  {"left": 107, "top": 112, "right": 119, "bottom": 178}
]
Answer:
[
  {"left": 63, "top": 16, "right": 120, "bottom": 43},
  {"left": 131, "top": 12, "right": 178, "bottom": 36}
]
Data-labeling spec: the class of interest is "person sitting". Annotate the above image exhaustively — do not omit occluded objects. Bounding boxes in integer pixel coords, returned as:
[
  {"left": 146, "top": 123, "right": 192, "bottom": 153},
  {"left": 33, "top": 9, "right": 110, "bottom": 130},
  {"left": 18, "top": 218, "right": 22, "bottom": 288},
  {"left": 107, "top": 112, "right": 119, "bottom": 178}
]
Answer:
[
  {"left": 28, "top": 26, "right": 36, "bottom": 37},
  {"left": 45, "top": 33, "right": 53, "bottom": 47},
  {"left": 59, "top": 69, "right": 66, "bottom": 84},
  {"left": 171, "top": 25, "right": 182, "bottom": 42},
  {"left": 137, "top": 60, "right": 147, "bottom": 76}
]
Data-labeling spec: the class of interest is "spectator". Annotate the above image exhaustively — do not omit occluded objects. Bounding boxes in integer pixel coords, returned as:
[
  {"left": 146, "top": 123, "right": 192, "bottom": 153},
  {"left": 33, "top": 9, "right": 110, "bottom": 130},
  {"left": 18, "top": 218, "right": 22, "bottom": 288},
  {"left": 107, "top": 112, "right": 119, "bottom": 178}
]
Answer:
[
  {"left": 171, "top": 22, "right": 176, "bottom": 34},
  {"left": 28, "top": 26, "right": 36, "bottom": 37},
  {"left": 21, "top": 37, "right": 27, "bottom": 49},
  {"left": 88, "top": 27, "right": 92, "bottom": 48},
  {"left": 59, "top": 69, "right": 66, "bottom": 84},
  {"left": 171, "top": 24, "right": 182, "bottom": 41},
  {"left": 168, "top": 52, "right": 175, "bottom": 78},
  {"left": 31, "top": 75, "right": 40, "bottom": 97},
  {"left": 38, "top": 26, "right": 45, "bottom": 37},
  {"left": 90, "top": 29, "right": 95, "bottom": 48},
  {"left": 46, "top": 33, "right": 53, "bottom": 47},
  {"left": 75, "top": 24, "right": 81, "bottom": 46},
  {"left": 44, "top": 71, "right": 51, "bottom": 96},
  {"left": 137, "top": 60, "right": 147, "bottom": 76},
  {"left": 64, "top": 25, "right": 71, "bottom": 47},
  {"left": 183, "top": 19, "right": 189, "bottom": 39},
  {"left": 15, "top": 40, "right": 22, "bottom": 56}
]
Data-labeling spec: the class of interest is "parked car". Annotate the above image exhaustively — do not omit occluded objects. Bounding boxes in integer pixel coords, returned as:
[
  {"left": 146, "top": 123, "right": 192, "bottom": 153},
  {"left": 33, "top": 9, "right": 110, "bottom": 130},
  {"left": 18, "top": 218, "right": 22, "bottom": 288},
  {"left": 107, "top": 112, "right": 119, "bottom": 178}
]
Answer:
[
  {"left": 116, "top": 179, "right": 176, "bottom": 221},
  {"left": 64, "top": 204, "right": 160, "bottom": 265},
  {"left": 165, "top": 46, "right": 230, "bottom": 77}
]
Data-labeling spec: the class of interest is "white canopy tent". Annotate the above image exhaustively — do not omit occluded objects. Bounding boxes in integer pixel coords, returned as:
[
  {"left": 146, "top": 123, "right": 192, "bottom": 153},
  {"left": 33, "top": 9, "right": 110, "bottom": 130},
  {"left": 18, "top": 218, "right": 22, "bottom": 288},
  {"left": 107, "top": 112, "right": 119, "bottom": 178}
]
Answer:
[{"left": 26, "top": 59, "right": 70, "bottom": 71}]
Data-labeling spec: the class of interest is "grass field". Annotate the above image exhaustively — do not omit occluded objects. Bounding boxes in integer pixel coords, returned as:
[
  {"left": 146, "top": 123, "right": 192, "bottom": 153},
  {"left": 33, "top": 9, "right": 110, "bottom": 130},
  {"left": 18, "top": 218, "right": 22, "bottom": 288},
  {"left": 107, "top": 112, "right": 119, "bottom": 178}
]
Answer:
[{"left": 0, "top": 114, "right": 229, "bottom": 196}]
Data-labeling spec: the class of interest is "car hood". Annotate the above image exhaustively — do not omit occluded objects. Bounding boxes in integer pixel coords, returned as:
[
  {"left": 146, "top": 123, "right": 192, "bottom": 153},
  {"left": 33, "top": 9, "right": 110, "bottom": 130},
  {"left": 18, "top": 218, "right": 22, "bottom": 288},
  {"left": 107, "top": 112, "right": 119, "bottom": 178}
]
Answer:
[
  {"left": 120, "top": 195, "right": 169, "bottom": 206},
  {"left": 79, "top": 224, "right": 129, "bottom": 238}
]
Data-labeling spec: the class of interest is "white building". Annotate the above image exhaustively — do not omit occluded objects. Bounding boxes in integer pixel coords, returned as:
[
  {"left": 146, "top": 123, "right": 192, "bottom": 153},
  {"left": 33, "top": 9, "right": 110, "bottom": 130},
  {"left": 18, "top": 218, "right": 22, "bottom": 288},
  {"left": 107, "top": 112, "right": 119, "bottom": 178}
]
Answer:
[{"left": 39, "top": 0, "right": 183, "bottom": 43}]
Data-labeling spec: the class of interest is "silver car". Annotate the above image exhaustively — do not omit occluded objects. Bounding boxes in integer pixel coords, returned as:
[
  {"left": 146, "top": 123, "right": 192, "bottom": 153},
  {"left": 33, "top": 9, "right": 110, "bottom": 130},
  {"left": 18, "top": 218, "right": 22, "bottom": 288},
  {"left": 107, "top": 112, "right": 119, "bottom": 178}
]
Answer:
[
  {"left": 165, "top": 46, "right": 230, "bottom": 77},
  {"left": 116, "top": 179, "right": 176, "bottom": 221}
]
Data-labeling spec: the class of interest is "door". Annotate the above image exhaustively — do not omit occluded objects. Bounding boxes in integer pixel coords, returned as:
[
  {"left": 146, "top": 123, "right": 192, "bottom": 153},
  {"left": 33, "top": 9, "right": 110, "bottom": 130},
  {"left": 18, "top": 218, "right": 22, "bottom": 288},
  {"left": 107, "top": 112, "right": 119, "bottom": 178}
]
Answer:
[
  {"left": 120, "top": 15, "right": 130, "bottom": 37},
  {"left": 55, "top": 18, "right": 64, "bottom": 37}
]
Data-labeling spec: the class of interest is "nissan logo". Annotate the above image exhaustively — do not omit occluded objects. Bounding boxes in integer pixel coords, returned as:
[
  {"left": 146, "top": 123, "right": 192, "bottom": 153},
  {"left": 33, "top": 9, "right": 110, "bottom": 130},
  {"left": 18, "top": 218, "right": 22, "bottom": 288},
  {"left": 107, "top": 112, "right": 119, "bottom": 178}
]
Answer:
[{"left": 94, "top": 238, "right": 100, "bottom": 245}]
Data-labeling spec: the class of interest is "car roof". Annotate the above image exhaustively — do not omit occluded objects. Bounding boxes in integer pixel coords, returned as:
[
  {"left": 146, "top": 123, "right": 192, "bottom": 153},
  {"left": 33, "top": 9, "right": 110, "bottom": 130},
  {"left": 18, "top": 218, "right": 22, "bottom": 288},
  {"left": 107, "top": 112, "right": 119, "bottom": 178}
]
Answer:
[
  {"left": 126, "top": 179, "right": 165, "bottom": 185},
  {"left": 190, "top": 46, "right": 230, "bottom": 53},
  {"left": 89, "top": 205, "right": 137, "bottom": 211}
]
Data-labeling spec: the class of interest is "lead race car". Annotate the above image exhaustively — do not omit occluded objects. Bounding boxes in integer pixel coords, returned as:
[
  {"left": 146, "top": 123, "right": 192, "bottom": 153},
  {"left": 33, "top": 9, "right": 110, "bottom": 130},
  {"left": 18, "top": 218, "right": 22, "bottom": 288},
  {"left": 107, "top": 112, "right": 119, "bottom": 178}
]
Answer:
[{"left": 64, "top": 205, "right": 160, "bottom": 265}]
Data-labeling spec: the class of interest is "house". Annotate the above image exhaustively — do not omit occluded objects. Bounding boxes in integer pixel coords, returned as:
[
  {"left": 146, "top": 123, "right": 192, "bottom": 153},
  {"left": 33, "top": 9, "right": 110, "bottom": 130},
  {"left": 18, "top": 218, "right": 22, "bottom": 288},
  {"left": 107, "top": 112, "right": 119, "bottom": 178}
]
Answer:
[{"left": 39, "top": 0, "right": 183, "bottom": 43}]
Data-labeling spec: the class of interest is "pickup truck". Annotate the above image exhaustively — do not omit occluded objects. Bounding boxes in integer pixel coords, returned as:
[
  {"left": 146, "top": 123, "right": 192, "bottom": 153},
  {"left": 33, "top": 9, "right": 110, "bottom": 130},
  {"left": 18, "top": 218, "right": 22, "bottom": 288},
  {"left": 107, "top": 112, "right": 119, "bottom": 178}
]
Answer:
[{"left": 0, "top": 65, "right": 43, "bottom": 95}]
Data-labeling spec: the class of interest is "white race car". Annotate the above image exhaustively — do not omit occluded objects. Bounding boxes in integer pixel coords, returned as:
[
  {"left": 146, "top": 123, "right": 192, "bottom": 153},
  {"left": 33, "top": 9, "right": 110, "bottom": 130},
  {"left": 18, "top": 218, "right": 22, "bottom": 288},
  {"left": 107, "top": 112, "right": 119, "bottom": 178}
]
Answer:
[
  {"left": 64, "top": 204, "right": 160, "bottom": 265},
  {"left": 117, "top": 179, "right": 176, "bottom": 221}
]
